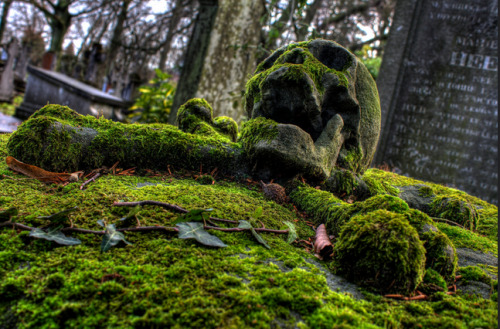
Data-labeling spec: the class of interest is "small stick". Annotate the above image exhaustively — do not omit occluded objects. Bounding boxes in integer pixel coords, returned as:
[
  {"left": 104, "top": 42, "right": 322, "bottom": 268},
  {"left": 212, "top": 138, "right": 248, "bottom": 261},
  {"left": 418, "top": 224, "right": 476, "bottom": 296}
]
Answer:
[
  {"left": 431, "top": 217, "right": 465, "bottom": 229},
  {"left": 203, "top": 225, "right": 288, "bottom": 234},
  {"left": 113, "top": 201, "right": 239, "bottom": 224},
  {"left": 80, "top": 172, "right": 101, "bottom": 190}
]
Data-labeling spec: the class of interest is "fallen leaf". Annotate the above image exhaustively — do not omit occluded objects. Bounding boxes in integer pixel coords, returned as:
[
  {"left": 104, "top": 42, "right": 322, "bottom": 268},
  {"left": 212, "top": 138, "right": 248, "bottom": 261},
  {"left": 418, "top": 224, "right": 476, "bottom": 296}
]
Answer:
[
  {"left": 282, "top": 221, "right": 297, "bottom": 244},
  {"left": 238, "top": 220, "right": 270, "bottom": 249},
  {"left": 29, "top": 227, "right": 81, "bottom": 246},
  {"left": 101, "top": 224, "right": 132, "bottom": 252},
  {"left": 176, "top": 222, "right": 226, "bottom": 247},
  {"left": 314, "top": 224, "right": 333, "bottom": 260},
  {"left": 6, "top": 156, "right": 77, "bottom": 184},
  {"left": 0, "top": 207, "right": 18, "bottom": 222},
  {"left": 37, "top": 206, "right": 78, "bottom": 226}
]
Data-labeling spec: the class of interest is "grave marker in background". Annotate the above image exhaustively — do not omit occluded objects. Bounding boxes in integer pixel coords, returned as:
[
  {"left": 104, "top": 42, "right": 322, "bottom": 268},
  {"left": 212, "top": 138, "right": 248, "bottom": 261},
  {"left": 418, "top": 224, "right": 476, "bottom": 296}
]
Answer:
[{"left": 375, "top": 0, "right": 498, "bottom": 204}]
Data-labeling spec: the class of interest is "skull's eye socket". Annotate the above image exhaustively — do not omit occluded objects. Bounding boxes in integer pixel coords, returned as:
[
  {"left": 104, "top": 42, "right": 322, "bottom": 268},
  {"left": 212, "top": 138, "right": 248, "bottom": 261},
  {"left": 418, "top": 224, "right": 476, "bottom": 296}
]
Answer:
[{"left": 307, "top": 40, "right": 352, "bottom": 71}]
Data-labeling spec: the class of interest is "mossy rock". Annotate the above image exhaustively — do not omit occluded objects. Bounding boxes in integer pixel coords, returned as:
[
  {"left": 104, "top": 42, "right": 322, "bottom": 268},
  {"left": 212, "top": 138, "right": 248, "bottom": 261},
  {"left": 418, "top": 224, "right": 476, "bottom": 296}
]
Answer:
[
  {"left": 429, "top": 196, "right": 479, "bottom": 231},
  {"left": 243, "top": 39, "right": 381, "bottom": 180},
  {"left": 0, "top": 132, "right": 498, "bottom": 327},
  {"left": 333, "top": 209, "right": 426, "bottom": 294}
]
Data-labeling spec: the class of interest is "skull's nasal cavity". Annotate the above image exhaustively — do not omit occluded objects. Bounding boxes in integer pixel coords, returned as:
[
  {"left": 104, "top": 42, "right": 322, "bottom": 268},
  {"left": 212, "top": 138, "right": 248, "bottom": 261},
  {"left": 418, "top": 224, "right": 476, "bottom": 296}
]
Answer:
[{"left": 282, "top": 48, "right": 306, "bottom": 65}]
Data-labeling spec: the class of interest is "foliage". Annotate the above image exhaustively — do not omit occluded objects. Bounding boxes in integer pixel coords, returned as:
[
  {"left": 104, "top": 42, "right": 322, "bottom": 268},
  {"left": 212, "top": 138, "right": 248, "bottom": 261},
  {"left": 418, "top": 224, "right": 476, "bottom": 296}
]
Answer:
[
  {"left": 29, "top": 227, "right": 81, "bottom": 246},
  {"left": 355, "top": 45, "right": 382, "bottom": 80},
  {"left": 128, "top": 69, "right": 175, "bottom": 123},
  {"left": 177, "top": 222, "right": 227, "bottom": 248},
  {"left": 0, "top": 95, "right": 23, "bottom": 116}
]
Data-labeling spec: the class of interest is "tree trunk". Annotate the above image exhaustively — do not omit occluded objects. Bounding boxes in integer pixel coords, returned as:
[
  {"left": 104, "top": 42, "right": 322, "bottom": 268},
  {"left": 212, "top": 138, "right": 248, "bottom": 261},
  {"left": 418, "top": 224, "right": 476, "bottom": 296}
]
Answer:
[
  {"left": 195, "top": 0, "right": 265, "bottom": 121},
  {"left": 0, "top": 0, "right": 12, "bottom": 44},
  {"left": 105, "top": 0, "right": 131, "bottom": 77},
  {"left": 158, "top": 0, "right": 186, "bottom": 72},
  {"left": 169, "top": 0, "right": 219, "bottom": 124},
  {"left": 48, "top": 0, "right": 72, "bottom": 71}
]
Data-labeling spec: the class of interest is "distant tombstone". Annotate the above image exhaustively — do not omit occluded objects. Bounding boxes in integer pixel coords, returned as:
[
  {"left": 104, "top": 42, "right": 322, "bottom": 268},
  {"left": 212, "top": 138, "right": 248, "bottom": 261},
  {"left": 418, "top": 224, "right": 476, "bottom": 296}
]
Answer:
[
  {"left": 375, "top": 0, "right": 498, "bottom": 204},
  {"left": 0, "top": 39, "right": 19, "bottom": 102},
  {"left": 16, "top": 65, "right": 130, "bottom": 121}
]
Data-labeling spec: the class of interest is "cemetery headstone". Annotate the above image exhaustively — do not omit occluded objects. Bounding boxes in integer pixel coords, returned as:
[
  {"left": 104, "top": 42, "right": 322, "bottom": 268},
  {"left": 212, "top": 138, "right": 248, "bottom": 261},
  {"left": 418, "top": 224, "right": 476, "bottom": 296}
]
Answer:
[
  {"left": 0, "top": 38, "right": 19, "bottom": 102},
  {"left": 16, "top": 65, "right": 130, "bottom": 121},
  {"left": 375, "top": 0, "right": 498, "bottom": 204}
]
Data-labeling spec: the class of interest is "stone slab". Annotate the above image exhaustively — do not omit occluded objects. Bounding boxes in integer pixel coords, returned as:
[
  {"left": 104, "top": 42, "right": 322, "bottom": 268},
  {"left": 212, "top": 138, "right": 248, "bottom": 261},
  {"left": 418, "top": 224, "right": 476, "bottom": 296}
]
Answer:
[{"left": 375, "top": 0, "right": 498, "bottom": 205}]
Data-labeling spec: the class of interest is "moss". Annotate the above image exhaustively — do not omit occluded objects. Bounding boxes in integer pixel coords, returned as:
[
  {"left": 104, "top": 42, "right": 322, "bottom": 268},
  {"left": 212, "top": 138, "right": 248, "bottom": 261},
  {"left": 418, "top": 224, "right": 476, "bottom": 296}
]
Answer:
[
  {"left": 333, "top": 209, "right": 426, "bottom": 294},
  {"left": 429, "top": 196, "right": 479, "bottom": 231},
  {"left": 7, "top": 105, "right": 243, "bottom": 174},
  {"left": 323, "top": 168, "right": 358, "bottom": 196},
  {"left": 458, "top": 266, "right": 494, "bottom": 287},
  {"left": 0, "top": 131, "right": 498, "bottom": 328},
  {"left": 213, "top": 116, "right": 238, "bottom": 142},
  {"left": 238, "top": 117, "right": 279, "bottom": 156},
  {"left": 244, "top": 40, "right": 352, "bottom": 117},
  {"left": 420, "top": 268, "right": 448, "bottom": 294}
]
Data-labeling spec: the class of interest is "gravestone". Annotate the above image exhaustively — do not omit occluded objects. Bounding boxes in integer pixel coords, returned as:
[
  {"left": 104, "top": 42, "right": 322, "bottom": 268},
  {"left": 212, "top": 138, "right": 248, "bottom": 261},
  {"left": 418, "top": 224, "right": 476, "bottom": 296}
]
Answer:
[
  {"left": 15, "top": 65, "right": 129, "bottom": 121},
  {"left": 0, "top": 39, "right": 19, "bottom": 102},
  {"left": 375, "top": 0, "right": 498, "bottom": 204}
]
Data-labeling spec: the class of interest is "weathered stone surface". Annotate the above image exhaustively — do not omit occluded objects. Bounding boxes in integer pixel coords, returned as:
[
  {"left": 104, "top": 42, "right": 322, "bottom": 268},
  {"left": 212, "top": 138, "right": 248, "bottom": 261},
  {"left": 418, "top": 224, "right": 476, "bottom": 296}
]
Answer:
[{"left": 244, "top": 39, "right": 381, "bottom": 179}]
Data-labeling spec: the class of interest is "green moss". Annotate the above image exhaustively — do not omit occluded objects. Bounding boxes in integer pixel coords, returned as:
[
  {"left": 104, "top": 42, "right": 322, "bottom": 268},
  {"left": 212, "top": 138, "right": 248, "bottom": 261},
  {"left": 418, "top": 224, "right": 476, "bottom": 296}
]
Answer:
[
  {"left": 419, "top": 268, "right": 448, "bottom": 295},
  {"left": 333, "top": 209, "right": 426, "bottom": 294},
  {"left": 238, "top": 117, "right": 279, "bottom": 156},
  {"left": 430, "top": 196, "right": 479, "bottom": 231},
  {"left": 213, "top": 116, "right": 238, "bottom": 142},
  {"left": 0, "top": 129, "right": 498, "bottom": 328},
  {"left": 459, "top": 266, "right": 493, "bottom": 286},
  {"left": 323, "top": 168, "right": 358, "bottom": 196},
  {"left": 7, "top": 105, "right": 242, "bottom": 173}
]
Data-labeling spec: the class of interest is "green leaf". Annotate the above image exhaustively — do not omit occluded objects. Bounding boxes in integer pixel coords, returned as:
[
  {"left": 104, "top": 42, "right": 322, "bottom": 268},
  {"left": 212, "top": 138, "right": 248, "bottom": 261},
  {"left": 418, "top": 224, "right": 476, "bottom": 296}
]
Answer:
[
  {"left": 96, "top": 220, "right": 106, "bottom": 227},
  {"left": 37, "top": 207, "right": 78, "bottom": 225},
  {"left": 252, "top": 207, "right": 263, "bottom": 219},
  {"left": 29, "top": 228, "right": 81, "bottom": 246},
  {"left": 174, "top": 209, "right": 213, "bottom": 224},
  {"left": 101, "top": 224, "right": 132, "bottom": 253},
  {"left": 0, "top": 207, "right": 18, "bottom": 222},
  {"left": 251, "top": 228, "right": 271, "bottom": 249},
  {"left": 282, "top": 221, "right": 297, "bottom": 244},
  {"left": 118, "top": 205, "right": 141, "bottom": 226},
  {"left": 237, "top": 220, "right": 252, "bottom": 229},
  {"left": 176, "top": 222, "right": 227, "bottom": 248},
  {"left": 239, "top": 220, "right": 270, "bottom": 249}
]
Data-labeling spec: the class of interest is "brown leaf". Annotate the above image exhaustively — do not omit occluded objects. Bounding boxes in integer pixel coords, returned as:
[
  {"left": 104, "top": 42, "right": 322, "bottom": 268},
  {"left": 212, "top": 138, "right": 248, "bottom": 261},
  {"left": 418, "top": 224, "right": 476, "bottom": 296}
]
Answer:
[
  {"left": 314, "top": 224, "right": 333, "bottom": 261},
  {"left": 6, "top": 156, "right": 74, "bottom": 184}
]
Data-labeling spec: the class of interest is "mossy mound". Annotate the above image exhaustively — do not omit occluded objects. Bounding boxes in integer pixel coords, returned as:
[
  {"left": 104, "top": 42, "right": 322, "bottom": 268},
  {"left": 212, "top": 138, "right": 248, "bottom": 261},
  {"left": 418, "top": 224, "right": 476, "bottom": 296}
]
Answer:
[
  {"left": 362, "top": 168, "right": 498, "bottom": 240},
  {"left": 7, "top": 104, "right": 243, "bottom": 174},
  {"left": 333, "top": 210, "right": 426, "bottom": 294},
  {"left": 0, "top": 133, "right": 498, "bottom": 328}
]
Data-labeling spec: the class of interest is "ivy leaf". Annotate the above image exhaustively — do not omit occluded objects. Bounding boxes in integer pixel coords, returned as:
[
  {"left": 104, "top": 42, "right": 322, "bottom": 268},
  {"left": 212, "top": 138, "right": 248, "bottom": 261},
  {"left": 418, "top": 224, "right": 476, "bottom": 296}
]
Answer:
[
  {"left": 29, "top": 227, "right": 81, "bottom": 246},
  {"left": 96, "top": 220, "right": 106, "bottom": 227},
  {"left": 176, "top": 222, "right": 227, "bottom": 248},
  {"left": 101, "top": 224, "right": 132, "bottom": 253},
  {"left": 0, "top": 207, "right": 18, "bottom": 222},
  {"left": 251, "top": 228, "right": 271, "bottom": 249},
  {"left": 37, "top": 206, "right": 78, "bottom": 225},
  {"left": 282, "top": 221, "right": 297, "bottom": 244},
  {"left": 238, "top": 220, "right": 270, "bottom": 249},
  {"left": 237, "top": 220, "right": 252, "bottom": 229},
  {"left": 174, "top": 208, "right": 213, "bottom": 224},
  {"left": 118, "top": 205, "right": 141, "bottom": 226}
]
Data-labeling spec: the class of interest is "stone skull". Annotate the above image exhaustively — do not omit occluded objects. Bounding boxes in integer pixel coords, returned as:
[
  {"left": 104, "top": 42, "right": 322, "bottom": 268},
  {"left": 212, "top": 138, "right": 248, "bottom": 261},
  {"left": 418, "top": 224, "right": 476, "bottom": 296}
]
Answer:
[{"left": 244, "top": 39, "right": 381, "bottom": 180}]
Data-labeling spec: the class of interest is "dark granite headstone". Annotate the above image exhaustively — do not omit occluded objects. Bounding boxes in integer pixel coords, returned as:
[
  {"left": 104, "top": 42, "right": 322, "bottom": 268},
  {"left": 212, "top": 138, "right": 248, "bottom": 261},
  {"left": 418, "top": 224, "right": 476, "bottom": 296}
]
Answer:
[
  {"left": 375, "top": 0, "right": 498, "bottom": 204},
  {"left": 16, "top": 65, "right": 130, "bottom": 121}
]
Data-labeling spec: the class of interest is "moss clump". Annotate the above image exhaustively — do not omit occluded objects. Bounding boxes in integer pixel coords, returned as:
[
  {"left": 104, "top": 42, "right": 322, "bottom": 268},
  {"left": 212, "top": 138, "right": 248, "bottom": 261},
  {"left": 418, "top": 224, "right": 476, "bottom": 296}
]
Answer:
[
  {"left": 177, "top": 98, "right": 237, "bottom": 143},
  {"left": 430, "top": 196, "right": 479, "bottom": 231},
  {"left": 213, "top": 116, "right": 238, "bottom": 142},
  {"left": 7, "top": 104, "right": 243, "bottom": 174},
  {"left": 333, "top": 210, "right": 426, "bottom": 294},
  {"left": 418, "top": 268, "right": 448, "bottom": 295},
  {"left": 459, "top": 266, "right": 494, "bottom": 286},
  {"left": 323, "top": 168, "right": 359, "bottom": 196},
  {"left": 238, "top": 116, "right": 279, "bottom": 155}
]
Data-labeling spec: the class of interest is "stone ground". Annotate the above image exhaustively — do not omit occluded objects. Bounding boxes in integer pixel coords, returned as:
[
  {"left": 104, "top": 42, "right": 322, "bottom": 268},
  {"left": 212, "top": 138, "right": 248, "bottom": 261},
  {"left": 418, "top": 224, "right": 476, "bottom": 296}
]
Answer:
[{"left": 0, "top": 112, "right": 22, "bottom": 133}]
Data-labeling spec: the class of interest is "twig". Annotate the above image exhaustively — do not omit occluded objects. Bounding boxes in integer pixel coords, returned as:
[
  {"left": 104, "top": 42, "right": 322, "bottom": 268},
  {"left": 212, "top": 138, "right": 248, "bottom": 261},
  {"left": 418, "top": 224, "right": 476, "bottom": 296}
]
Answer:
[
  {"left": 113, "top": 201, "right": 239, "bottom": 224},
  {"left": 80, "top": 173, "right": 101, "bottom": 190},
  {"left": 431, "top": 217, "right": 465, "bottom": 229},
  {"left": 0, "top": 222, "right": 179, "bottom": 234},
  {"left": 203, "top": 225, "right": 288, "bottom": 234}
]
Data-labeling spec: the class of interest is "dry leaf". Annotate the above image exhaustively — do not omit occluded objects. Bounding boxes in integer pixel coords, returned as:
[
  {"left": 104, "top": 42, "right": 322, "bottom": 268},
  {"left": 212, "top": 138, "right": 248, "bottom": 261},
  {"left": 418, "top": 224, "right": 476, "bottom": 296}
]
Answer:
[
  {"left": 6, "top": 156, "right": 76, "bottom": 184},
  {"left": 314, "top": 224, "right": 333, "bottom": 261}
]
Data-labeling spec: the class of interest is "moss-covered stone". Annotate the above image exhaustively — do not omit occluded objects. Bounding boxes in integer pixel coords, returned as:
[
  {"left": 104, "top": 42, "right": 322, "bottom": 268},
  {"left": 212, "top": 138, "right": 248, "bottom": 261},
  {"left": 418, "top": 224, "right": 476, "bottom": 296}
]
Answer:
[
  {"left": 418, "top": 268, "right": 448, "bottom": 295},
  {"left": 0, "top": 132, "right": 498, "bottom": 328},
  {"left": 333, "top": 210, "right": 426, "bottom": 294},
  {"left": 429, "top": 196, "right": 479, "bottom": 231}
]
